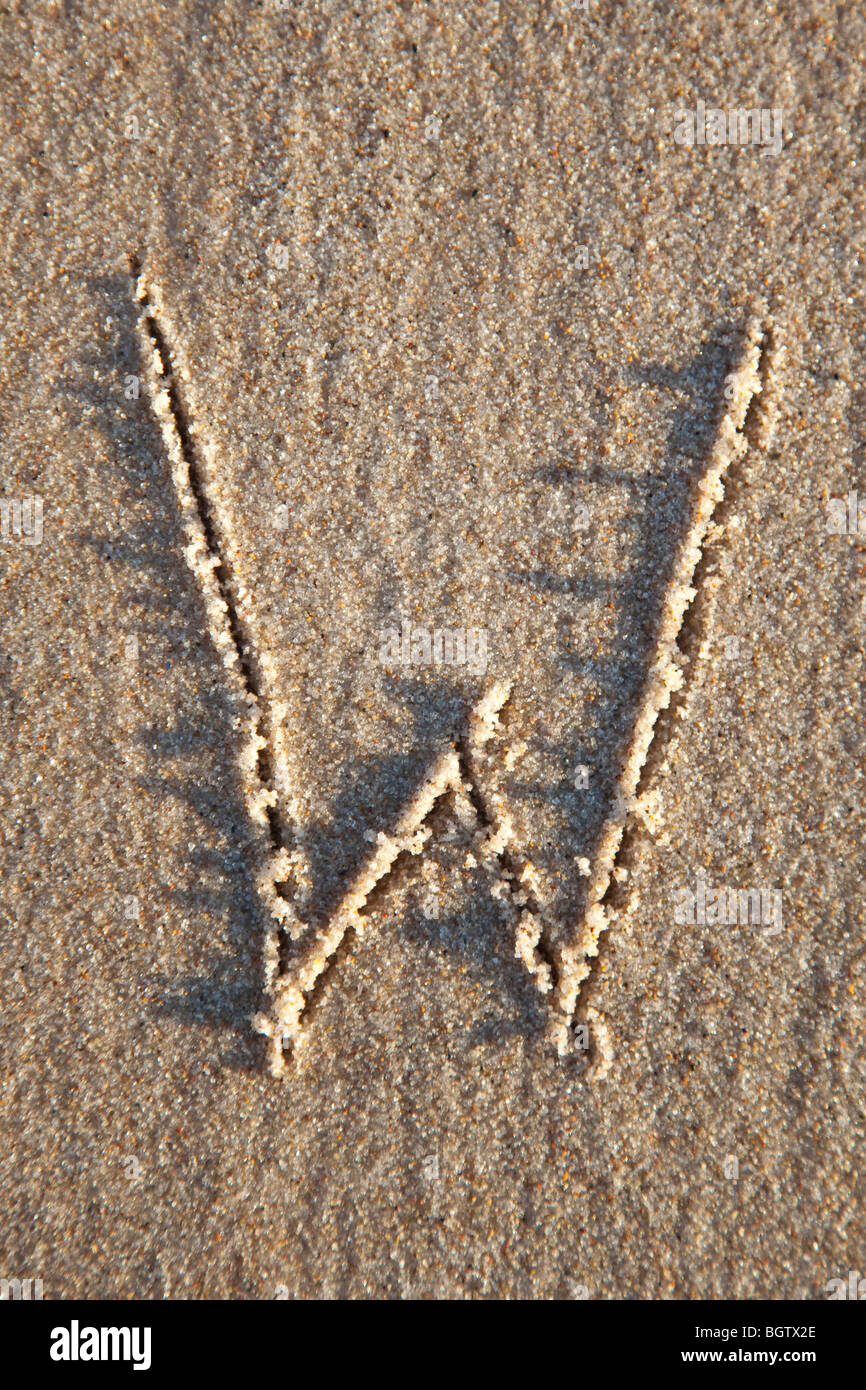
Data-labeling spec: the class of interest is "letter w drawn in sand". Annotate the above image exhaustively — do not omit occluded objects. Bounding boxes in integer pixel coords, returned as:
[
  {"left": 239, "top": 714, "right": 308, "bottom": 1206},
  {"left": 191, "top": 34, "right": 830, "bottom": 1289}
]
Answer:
[{"left": 133, "top": 258, "right": 779, "bottom": 1078}]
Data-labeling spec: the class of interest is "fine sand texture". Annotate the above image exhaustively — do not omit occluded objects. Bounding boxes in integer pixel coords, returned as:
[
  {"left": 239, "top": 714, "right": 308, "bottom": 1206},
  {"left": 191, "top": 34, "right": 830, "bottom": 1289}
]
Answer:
[{"left": 1, "top": 0, "right": 864, "bottom": 1297}]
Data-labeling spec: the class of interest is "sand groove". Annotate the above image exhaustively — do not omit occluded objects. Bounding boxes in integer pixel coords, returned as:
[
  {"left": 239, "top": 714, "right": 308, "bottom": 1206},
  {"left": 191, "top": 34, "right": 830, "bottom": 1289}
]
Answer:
[
  {"left": 131, "top": 260, "right": 307, "bottom": 982},
  {"left": 546, "top": 302, "right": 782, "bottom": 1058},
  {"left": 133, "top": 264, "right": 780, "bottom": 1075},
  {"left": 253, "top": 682, "right": 514, "bottom": 1075}
]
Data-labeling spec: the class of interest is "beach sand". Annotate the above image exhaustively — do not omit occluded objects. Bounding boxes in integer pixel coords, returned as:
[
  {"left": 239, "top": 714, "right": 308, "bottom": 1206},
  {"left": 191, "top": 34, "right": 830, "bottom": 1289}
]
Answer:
[{"left": 1, "top": 0, "right": 863, "bottom": 1297}]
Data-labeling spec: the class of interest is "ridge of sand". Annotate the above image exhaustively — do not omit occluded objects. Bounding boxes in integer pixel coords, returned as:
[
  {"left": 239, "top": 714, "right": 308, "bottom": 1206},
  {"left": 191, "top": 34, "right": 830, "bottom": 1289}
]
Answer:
[{"left": 547, "top": 302, "right": 780, "bottom": 1056}]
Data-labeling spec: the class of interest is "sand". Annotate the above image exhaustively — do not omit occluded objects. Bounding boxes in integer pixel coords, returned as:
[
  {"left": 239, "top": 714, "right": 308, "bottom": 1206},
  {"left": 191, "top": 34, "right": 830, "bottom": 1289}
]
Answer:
[{"left": 1, "top": 0, "right": 863, "bottom": 1298}]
